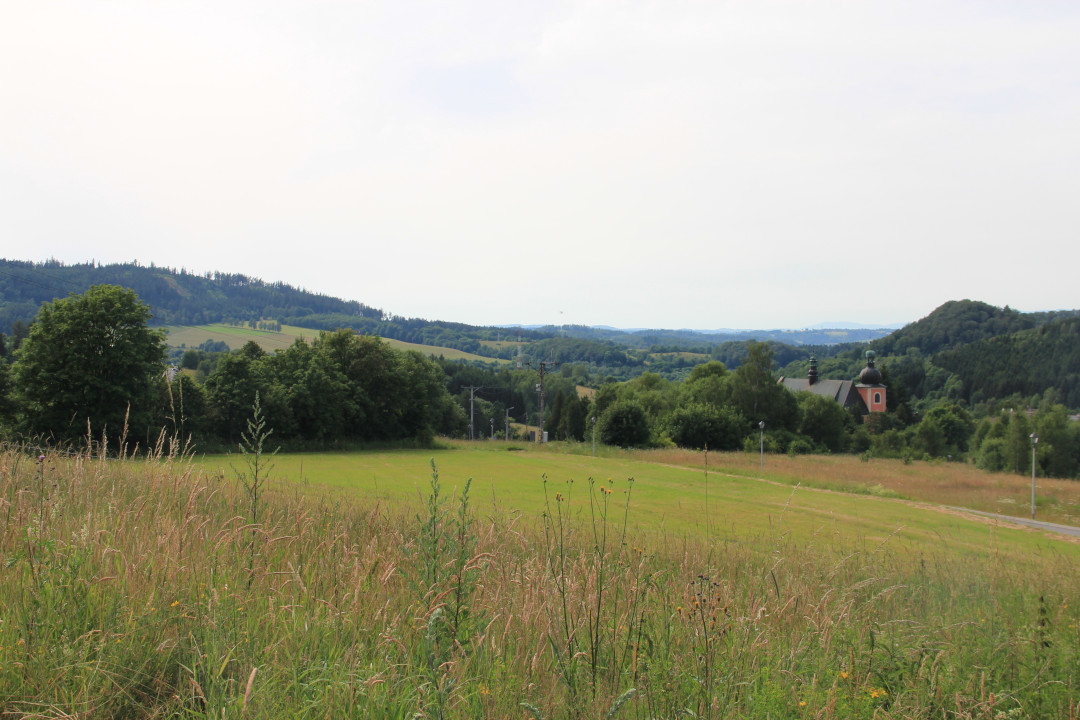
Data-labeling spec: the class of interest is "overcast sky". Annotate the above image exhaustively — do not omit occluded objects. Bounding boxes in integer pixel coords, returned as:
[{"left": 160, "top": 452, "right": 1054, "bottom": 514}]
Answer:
[{"left": 2, "top": 1, "right": 1078, "bottom": 330}]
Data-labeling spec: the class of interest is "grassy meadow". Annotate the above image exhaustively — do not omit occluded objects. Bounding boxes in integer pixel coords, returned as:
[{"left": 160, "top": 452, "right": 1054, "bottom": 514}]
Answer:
[
  {"left": 196, "top": 443, "right": 1080, "bottom": 561},
  {"left": 2, "top": 440, "right": 1079, "bottom": 718},
  {"left": 164, "top": 323, "right": 505, "bottom": 364}
]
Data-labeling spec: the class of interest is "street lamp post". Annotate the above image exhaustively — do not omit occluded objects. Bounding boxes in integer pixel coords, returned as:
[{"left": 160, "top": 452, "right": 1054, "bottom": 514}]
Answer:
[
  {"left": 1030, "top": 432, "right": 1039, "bottom": 520},
  {"left": 591, "top": 416, "right": 597, "bottom": 457},
  {"left": 759, "top": 420, "right": 765, "bottom": 471},
  {"left": 505, "top": 406, "right": 514, "bottom": 441}
]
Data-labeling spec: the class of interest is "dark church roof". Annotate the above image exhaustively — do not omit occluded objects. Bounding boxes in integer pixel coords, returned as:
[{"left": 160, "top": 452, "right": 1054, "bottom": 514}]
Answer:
[
  {"left": 777, "top": 352, "right": 874, "bottom": 413},
  {"left": 778, "top": 376, "right": 866, "bottom": 410}
]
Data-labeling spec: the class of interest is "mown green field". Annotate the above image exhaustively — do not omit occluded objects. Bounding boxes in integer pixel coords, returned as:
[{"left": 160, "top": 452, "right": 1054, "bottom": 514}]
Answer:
[
  {"left": 163, "top": 323, "right": 505, "bottom": 363},
  {"left": 648, "top": 351, "right": 711, "bottom": 361},
  {"left": 197, "top": 444, "right": 1080, "bottom": 564},
  {"left": 165, "top": 322, "right": 309, "bottom": 352}
]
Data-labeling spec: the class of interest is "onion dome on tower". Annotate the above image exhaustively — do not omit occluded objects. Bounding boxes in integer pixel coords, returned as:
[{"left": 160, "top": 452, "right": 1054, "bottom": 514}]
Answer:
[
  {"left": 807, "top": 354, "right": 819, "bottom": 385},
  {"left": 859, "top": 350, "right": 882, "bottom": 385}
]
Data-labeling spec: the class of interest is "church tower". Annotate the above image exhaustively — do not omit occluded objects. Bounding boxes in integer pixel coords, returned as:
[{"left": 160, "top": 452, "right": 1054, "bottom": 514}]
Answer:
[{"left": 855, "top": 350, "right": 886, "bottom": 413}]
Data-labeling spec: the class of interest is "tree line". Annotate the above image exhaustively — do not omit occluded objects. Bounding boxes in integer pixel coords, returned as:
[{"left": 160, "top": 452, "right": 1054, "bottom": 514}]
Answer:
[
  {"left": 3, "top": 285, "right": 1079, "bottom": 479},
  {"left": 0, "top": 286, "right": 465, "bottom": 451}
]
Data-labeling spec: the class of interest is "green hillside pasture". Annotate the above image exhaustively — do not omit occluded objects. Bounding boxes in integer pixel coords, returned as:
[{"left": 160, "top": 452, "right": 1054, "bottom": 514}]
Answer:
[
  {"left": 164, "top": 323, "right": 314, "bottom": 352},
  {"left": 165, "top": 323, "right": 505, "bottom": 362},
  {"left": 197, "top": 445, "right": 1079, "bottom": 564},
  {"left": 478, "top": 339, "right": 520, "bottom": 350},
  {"left": 379, "top": 337, "right": 508, "bottom": 363},
  {"left": 649, "top": 351, "right": 711, "bottom": 361}
]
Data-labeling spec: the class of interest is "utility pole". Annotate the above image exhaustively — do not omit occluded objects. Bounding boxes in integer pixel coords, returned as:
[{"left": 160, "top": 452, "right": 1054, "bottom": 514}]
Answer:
[
  {"left": 490, "top": 417, "right": 495, "bottom": 440},
  {"left": 525, "top": 360, "right": 559, "bottom": 443},
  {"left": 1031, "top": 432, "right": 1039, "bottom": 519},
  {"left": 505, "top": 406, "right": 514, "bottom": 441},
  {"left": 464, "top": 385, "right": 483, "bottom": 440}
]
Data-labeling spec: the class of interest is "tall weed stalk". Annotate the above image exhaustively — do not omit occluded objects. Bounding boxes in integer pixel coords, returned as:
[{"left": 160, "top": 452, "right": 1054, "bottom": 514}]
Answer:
[
  {"left": 408, "top": 459, "right": 484, "bottom": 718},
  {"left": 236, "top": 392, "right": 277, "bottom": 589}
]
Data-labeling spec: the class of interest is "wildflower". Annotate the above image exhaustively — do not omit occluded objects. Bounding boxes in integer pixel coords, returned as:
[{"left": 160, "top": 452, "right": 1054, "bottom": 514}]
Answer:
[
  {"left": 799, "top": 700, "right": 807, "bottom": 707},
  {"left": 840, "top": 671, "right": 849, "bottom": 679},
  {"left": 170, "top": 601, "right": 180, "bottom": 608}
]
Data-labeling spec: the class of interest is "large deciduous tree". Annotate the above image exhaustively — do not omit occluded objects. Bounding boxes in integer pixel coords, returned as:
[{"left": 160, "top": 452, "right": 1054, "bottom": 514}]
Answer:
[
  {"left": 667, "top": 403, "right": 746, "bottom": 451},
  {"left": 599, "top": 400, "right": 651, "bottom": 448},
  {"left": 729, "top": 341, "right": 798, "bottom": 431},
  {"left": 13, "top": 285, "right": 166, "bottom": 445},
  {"left": 796, "top": 392, "right": 852, "bottom": 453}
]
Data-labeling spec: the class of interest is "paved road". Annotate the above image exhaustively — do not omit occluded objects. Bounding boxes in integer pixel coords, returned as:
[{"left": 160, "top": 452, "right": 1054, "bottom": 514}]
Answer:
[{"left": 948, "top": 507, "right": 1080, "bottom": 539}]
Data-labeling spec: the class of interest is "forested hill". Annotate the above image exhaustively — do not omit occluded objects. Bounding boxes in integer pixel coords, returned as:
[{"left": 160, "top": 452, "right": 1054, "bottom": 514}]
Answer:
[
  {"left": 0, "top": 259, "right": 561, "bottom": 359},
  {"left": 932, "top": 317, "right": 1080, "bottom": 407},
  {"left": 776, "top": 300, "right": 1080, "bottom": 411},
  {"left": 0, "top": 259, "right": 383, "bottom": 329},
  {"left": 869, "top": 299, "right": 1077, "bottom": 356}
]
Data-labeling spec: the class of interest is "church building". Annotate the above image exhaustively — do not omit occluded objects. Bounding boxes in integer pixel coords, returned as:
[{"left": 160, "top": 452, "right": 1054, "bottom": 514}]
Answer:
[{"left": 778, "top": 350, "right": 886, "bottom": 417}]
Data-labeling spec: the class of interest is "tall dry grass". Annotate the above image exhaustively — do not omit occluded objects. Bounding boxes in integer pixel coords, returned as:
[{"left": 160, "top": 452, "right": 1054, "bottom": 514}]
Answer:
[{"left": 1, "top": 440, "right": 1078, "bottom": 718}]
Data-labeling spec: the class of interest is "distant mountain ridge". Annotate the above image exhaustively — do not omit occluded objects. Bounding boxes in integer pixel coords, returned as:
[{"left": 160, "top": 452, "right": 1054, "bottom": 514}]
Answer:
[
  {"left": 531, "top": 324, "right": 896, "bottom": 348},
  {"left": 4, "top": 260, "right": 1080, "bottom": 408},
  {"left": 2, "top": 259, "right": 897, "bottom": 344}
]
